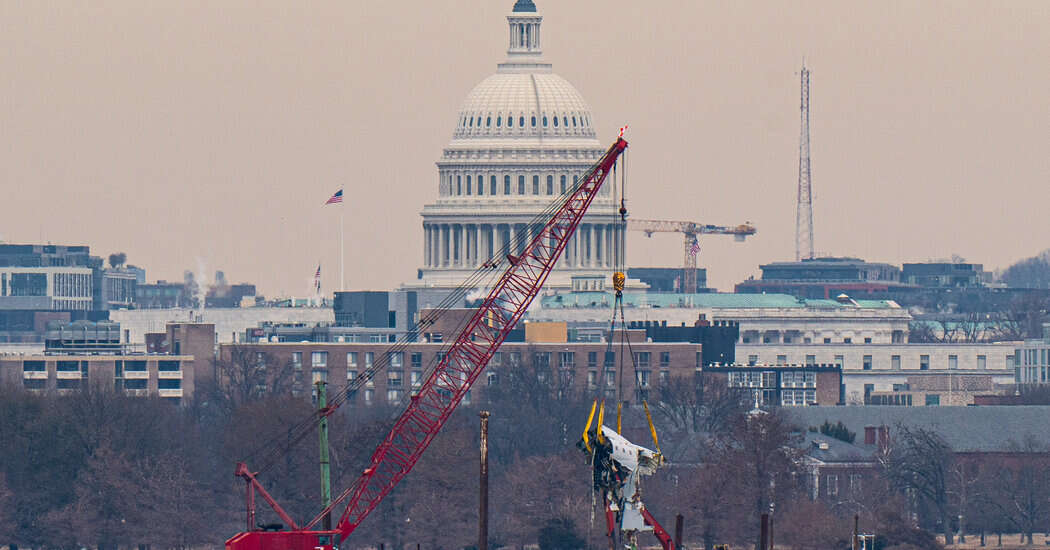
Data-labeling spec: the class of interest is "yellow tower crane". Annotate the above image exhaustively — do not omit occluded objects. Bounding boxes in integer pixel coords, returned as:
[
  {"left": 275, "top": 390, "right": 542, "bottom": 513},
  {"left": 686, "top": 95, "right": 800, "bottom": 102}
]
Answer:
[{"left": 626, "top": 219, "right": 756, "bottom": 293}]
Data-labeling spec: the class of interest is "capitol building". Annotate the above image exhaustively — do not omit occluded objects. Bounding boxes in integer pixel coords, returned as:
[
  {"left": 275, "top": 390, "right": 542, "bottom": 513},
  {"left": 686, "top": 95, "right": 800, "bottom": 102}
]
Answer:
[{"left": 415, "top": 0, "right": 623, "bottom": 291}]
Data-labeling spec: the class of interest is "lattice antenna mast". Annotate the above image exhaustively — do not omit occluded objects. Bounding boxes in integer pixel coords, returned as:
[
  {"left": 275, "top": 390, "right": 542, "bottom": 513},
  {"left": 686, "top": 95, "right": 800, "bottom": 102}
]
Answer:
[{"left": 795, "top": 62, "right": 814, "bottom": 261}]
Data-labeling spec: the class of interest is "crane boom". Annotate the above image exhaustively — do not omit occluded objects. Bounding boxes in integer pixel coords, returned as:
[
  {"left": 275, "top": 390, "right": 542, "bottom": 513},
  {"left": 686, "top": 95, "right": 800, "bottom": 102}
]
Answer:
[{"left": 226, "top": 137, "right": 628, "bottom": 550}]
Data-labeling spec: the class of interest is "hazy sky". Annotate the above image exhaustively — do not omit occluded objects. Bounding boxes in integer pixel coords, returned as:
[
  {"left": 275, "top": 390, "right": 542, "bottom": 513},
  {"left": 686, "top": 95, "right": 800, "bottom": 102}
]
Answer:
[{"left": 1, "top": 1, "right": 1047, "bottom": 295}]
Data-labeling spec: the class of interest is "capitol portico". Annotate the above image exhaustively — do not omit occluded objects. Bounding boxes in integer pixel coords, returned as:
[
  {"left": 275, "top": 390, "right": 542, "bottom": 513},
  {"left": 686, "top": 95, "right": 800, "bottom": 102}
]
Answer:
[{"left": 416, "top": 0, "right": 622, "bottom": 289}]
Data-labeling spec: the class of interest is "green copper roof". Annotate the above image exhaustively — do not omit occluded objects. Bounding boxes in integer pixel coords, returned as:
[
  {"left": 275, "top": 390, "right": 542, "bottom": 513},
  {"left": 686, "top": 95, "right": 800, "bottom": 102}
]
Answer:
[
  {"left": 540, "top": 292, "right": 899, "bottom": 310},
  {"left": 512, "top": 0, "right": 537, "bottom": 13}
]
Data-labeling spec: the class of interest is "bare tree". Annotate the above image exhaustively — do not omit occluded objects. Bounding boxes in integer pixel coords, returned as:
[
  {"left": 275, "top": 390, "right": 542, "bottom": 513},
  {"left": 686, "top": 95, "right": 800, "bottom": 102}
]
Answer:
[
  {"left": 650, "top": 373, "right": 748, "bottom": 436},
  {"left": 209, "top": 347, "right": 298, "bottom": 413},
  {"left": 984, "top": 437, "right": 1050, "bottom": 545},
  {"left": 881, "top": 425, "right": 956, "bottom": 545}
]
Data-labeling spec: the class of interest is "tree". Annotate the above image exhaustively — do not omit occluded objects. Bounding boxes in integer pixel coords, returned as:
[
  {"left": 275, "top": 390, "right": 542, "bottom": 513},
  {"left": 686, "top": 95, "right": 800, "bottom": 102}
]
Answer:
[
  {"left": 0, "top": 473, "right": 15, "bottom": 545},
  {"left": 711, "top": 409, "right": 804, "bottom": 550},
  {"left": 650, "top": 374, "right": 749, "bottom": 436},
  {"left": 881, "top": 425, "right": 956, "bottom": 545},
  {"left": 818, "top": 420, "right": 856, "bottom": 444},
  {"left": 984, "top": 438, "right": 1050, "bottom": 545},
  {"left": 108, "top": 252, "right": 127, "bottom": 268},
  {"left": 1000, "top": 251, "right": 1050, "bottom": 289},
  {"left": 208, "top": 347, "right": 298, "bottom": 414},
  {"left": 537, "top": 517, "right": 585, "bottom": 550}
]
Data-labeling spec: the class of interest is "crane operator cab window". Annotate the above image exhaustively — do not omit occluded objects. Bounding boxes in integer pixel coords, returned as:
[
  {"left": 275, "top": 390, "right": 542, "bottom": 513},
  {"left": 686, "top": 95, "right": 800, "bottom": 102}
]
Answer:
[{"left": 316, "top": 534, "right": 336, "bottom": 550}]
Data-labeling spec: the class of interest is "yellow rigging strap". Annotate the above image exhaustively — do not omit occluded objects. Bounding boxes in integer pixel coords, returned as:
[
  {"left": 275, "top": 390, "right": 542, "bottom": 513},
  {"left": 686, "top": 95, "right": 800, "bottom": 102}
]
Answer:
[
  {"left": 643, "top": 400, "right": 662, "bottom": 457},
  {"left": 582, "top": 399, "right": 598, "bottom": 453}
]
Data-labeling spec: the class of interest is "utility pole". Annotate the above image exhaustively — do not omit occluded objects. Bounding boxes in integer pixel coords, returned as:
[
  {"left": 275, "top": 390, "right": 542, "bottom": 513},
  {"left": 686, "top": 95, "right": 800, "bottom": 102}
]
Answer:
[
  {"left": 317, "top": 381, "right": 332, "bottom": 531},
  {"left": 479, "top": 411, "right": 490, "bottom": 550},
  {"left": 796, "top": 61, "right": 814, "bottom": 261}
]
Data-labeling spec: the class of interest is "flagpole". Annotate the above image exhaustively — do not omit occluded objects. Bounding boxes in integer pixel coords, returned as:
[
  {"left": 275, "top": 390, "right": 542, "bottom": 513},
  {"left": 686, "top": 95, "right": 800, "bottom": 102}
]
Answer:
[{"left": 340, "top": 201, "right": 345, "bottom": 292}]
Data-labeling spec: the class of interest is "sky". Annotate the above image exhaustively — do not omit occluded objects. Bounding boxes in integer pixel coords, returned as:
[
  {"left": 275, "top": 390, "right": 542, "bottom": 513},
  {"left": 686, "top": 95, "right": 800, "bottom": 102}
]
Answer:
[{"left": 1, "top": 1, "right": 1047, "bottom": 296}]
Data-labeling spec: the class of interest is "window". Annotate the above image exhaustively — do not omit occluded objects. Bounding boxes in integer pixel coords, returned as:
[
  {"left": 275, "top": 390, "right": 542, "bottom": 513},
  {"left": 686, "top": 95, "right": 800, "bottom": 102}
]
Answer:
[
  {"left": 636, "top": 370, "right": 650, "bottom": 388},
  {"left": 347, "top": 352, "right": 358, "bottom": 367},
  {"left": 292, "top": 352, "right": 302, "bottom": 367},
  {"left": 23, "top": 360, "right": 45, "bottom": 372},
  {"left": 834, "top": 355, "right": 844, "bottom": 368},
  {"left": 531, "top": 115, "right": 537, "bottom": 126},
  {"left": 849, "top": 474, "right": 862, "bottom": 494},
  {"left": 844, "top": 337, "right": 852, "bottom": 344},
  {"left": 490, "top": 175, "right": 497, "bottom": 195},
  {"left": 388, "top": 370, "right": 403, "bottom": 388},
  {"left": 587, "top": 351, "right": 598, "bottom": 367},
  {"left": 533, "top": 352, "right": 551, "bottom": 368},
  {"left": 504, "top": 175, "right": 511, "bottom": 195},
  {"left": 747, "top": 355, "right": 758, "bottom": 366},
  {"left": 864, "top": 337, "right": 872, "bottom": 343},
  {"left": 553, "top": 116, "right": 559, "bottom": 127},
  {"left": 411, "top": 370, "right": 422, "bottom": 387},
  {"left": 605, "top": 371, "right": 615, "bottom": 387},
  {"left": 862, "top": 355, "right": 872, "bottom": 370},
  {"left": 634, "top": 352, "right": 651, "bottom": 367},
  {"left": 496, "top": 116, "right": 501, "bottom": 127},
  {"left": 466, "top": 175, "right": 472, "bottom": 195},
  {"left": 124, "top": 378, "right": 147, "bottom": 390},
  {"left": 507, "top": 116, "right": 512, "bottom": 127},
  {"left": 532, "top": 175, "right": 539, "bottom": 195},
  {"left": 826, "top": 475, "right": 839, "bottom": 496},
  {"left": 411, "top": 353, "right": 422, "bottom": 368},
  {"left": 925, "top": 394, "right": 940, "bottom": 406},
  {"left": 560, "top": 175, "right": 567, "bottom": 194},
  {"left": 542, "top": 115, "right": 548, "bottom": 127},
  {"left": 891, "top": 355, "right": 901, "bottom": 370},
  {"left": 311, "top": 351, "right": 328, "bottom": 367},
  {"left": 805, "top": 355, "right": 816, "bottom": 366},
  {"left": 157, "top": 378, "right": 181, "bottom": 390},
  {"left": 365, "top": 352, "right": 374, "bottom": 368},
  {"left": 389, "top": 351, "right": 403, "bottom": 368},
  {"left": 781, "top": 371, "right": 816, "bottom": 388},
  {"left": 660, "top": 352, "right": 671, "bottom": 366},
  {"left": 158, "top": 361, "right": 180, "bottom": 372},
  {"left": 312, "top": 369, "right": 327, "bottom": 384},
  {"left": 587, "top": 371, "right": 597, "bottom": 388},
  {"left": 519, "top": 116, "right": 524, "bottom": 126},
  {"left": 558, "top": 351, "right": 575, "bottom": 368},
  {"left": 546, "top": 175, "right": 554, "bottom": 195},
  {"left": 824, "top": 337, "right": 832, "bottom": 344},
  {"left": 977, "top": 355, "right": 986, "bottom": 370},
  {"left": 364, "top": 389, "right": 374, "bottom": 403},
  {"left": 456, "top": 176, "right": 461, "bottom": 195},
  {"left": 781, "top": 389, "right": 815, "bottom": 406},
  {"left": 518, "top": 175, "right": 525, "bottom": 195},
  {"left": 347, "top": 370, "right": 357, "bottom": 382},
  {"left": 777, "top": 355, "right": 787, "bottom": 365},
  {"left": 604, "top": 351, "right": 615, "bottom": 368},
  {"left": 948, "top": 355, "right": 958, "bottom": 370},
  {"left": 23, "top": 379, "right": 46, "bottom": 390},
  {"left": 920, "top": 355, "right": 930, "bottom": 370},
  {"left": 126, "top": 360, "right": 147, "bottom": 372}
]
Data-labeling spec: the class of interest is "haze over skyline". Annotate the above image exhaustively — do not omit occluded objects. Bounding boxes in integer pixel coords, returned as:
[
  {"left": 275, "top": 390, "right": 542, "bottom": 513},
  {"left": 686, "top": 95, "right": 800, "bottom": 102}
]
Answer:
[{"left": 1, "top": 1, "right": 1047, "bottom": 296}]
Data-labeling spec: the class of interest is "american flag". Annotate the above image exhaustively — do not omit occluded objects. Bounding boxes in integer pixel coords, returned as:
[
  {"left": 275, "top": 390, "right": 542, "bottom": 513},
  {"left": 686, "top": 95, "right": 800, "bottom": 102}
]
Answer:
[
  {"left": 689, "top": 238, "right": 701, "bottom": 257},
  {"left": 314, "top": 265, "right": 321, "bottom": 292},
  {"left": 324, "top": 189, "right": 343, "bottom": 205}
]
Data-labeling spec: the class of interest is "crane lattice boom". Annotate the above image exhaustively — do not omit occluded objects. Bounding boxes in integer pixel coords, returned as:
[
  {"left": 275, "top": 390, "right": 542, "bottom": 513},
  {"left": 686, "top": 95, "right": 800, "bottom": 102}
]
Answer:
[{"left": 226, "top": 137, "right": 629, "bottom": 550}]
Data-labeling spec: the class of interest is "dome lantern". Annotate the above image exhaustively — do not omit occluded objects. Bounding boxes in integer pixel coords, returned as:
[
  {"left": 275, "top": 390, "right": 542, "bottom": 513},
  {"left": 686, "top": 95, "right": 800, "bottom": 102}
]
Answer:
[{"left": 505, "top": 0, "right": 543, "bottom": 64}]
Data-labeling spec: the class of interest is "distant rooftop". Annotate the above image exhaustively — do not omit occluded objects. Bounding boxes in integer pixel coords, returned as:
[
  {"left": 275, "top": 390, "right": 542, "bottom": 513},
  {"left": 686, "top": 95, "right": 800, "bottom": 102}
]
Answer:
[{"left": 540, "top": 291, "right": 900, "bottom": 310}]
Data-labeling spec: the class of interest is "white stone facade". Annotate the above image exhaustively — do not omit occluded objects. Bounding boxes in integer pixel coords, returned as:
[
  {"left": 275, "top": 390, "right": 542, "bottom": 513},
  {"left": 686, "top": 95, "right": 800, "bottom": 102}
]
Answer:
[
  {"left": 1015, "top": 324, "right": 1050, "bottom": 385},
  {"left": 416, "top": 1, "right": 621, "bottom": 289}
]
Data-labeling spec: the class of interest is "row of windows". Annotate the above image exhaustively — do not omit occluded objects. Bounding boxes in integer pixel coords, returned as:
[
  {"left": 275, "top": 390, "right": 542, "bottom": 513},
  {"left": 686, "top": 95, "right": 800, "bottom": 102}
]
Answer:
[
  {"left": 460, "top": 113, "right": 590, "bottom": 130},
  {"left": 298, "top": 350, "right": 679, "bottom": 370},
  {"left": 754, "top": 353, "right": 994, "bottom": 371},
  {"left": 1018, "top": 348, "right": 1050, "bottom": 366},
  {"left": 445, "top": 173, "right": 593, "bottom": 197}
]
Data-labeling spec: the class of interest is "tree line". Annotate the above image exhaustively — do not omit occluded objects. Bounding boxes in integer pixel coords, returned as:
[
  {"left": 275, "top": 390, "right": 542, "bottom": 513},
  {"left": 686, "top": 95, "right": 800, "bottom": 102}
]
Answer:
[{"left": 2, "top": 369, "right": 1048, "bottom": 550}]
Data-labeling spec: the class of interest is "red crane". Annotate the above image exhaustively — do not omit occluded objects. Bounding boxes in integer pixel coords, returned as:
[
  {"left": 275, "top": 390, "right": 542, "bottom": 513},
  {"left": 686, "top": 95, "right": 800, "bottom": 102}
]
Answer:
[{"left": 225, "top": 136, "right": 629, "bottom": 550}]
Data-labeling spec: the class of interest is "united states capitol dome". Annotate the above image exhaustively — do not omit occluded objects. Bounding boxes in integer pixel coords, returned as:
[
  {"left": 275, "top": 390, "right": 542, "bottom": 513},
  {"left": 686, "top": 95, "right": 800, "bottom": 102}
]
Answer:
[{"left": 448, "top": 0, "right": 599, "bottom": 143}]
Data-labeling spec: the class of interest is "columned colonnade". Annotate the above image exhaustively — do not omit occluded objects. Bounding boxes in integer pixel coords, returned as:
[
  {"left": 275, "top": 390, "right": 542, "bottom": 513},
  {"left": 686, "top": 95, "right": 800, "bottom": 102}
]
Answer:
[{"left": 423, "top": 222, "right": 623, "bottom": 269}]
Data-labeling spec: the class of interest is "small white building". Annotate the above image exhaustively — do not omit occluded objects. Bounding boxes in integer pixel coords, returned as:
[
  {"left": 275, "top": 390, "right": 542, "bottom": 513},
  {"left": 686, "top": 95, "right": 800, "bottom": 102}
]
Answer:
[{"left": 1015, "top": 323, "right": 1050, "bottom": 385}]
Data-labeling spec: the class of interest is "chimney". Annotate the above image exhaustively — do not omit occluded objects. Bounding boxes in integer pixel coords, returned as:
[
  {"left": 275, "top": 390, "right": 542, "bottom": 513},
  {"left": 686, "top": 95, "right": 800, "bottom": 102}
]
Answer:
[
  {"left": 864, "top": 426, "right": 876, "bottom": 446},
  {"left": 877, "top": 425, "right": 890, "bottom": 450}
]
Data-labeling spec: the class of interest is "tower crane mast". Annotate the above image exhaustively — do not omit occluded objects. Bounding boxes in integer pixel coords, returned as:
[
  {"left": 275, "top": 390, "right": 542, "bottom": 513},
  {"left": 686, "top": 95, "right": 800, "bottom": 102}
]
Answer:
[
  {"left": 225, "top": 137, "right": 629, "bottom": 550},
  {"left": 626, "top": 219, "right": 756, "bottom": 293}
]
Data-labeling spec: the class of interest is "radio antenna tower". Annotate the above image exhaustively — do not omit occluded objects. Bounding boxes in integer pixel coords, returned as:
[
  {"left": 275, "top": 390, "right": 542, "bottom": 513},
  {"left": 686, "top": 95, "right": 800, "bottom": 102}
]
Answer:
[{"left": 795, "top": 61, "right": 814, "bottom": 261}]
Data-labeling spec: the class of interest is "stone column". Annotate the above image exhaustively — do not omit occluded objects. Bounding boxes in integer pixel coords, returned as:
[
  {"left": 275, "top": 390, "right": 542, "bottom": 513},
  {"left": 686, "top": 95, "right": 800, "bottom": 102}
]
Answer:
[
  {"left": 439, "top": 224, "right": 447, "bottom": 267},
  {"left": 424, "top": 225, "right": 431, "bottom": 267}
]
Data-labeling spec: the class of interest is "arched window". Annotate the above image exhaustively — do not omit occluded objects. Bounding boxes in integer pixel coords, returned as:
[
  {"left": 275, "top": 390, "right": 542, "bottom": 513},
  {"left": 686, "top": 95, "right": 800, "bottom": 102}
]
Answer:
[
  {"left": 531, "top": 116, "right": 537, "bottom": 127},
  {"left": 553, "top": 116, "right": 559, "bottom": 127},
  {"left": 486, "top": 116, "right": 491, "bottom": 127},
  {"left": 572, "top": 116, "right": 577, "bottom": 127},
  {"left": 490, "top": 175, "right": 497, "bottom": 195},
  {"left": 504, "top": 175, "right": 511, "bottom": 195},
  {"left": 546, "top": 175, "right": 553, "bottom": 195},
  {"left": 518, "top": 175, "right": 525, "bottom": 195},
  {"left": 476, "top": 175, "right": 482, "bottom": 195},
  {"left": 519, "top": 116, "right": 525, "bottom": 127},
  {"left": 496, "top": 116, "right": 502, "bottom": 127},
  {"left": 560, "top": 175, "right": 567, "bottom": 194},
  {"left": 466, "top": 175, "right": 472, "bottom": 195},
  {"left": 468, "top": 117, "right": 473, "bottom": 128},
  {"left": 542, "top": 116, "right": 548, "bottom": 127},
  {"left": 507, "top": 116, "right": 513, "bottom": 128},
  {"left": 563, "top": 116, "right": 568, "bottom": 127},
  {"left": 477, "top": 116, "right": 482, "bottom": 126},
  {"left": 532, "top": 175, "right": 539, "bottom": 195},
  {"left": 457, "top": 175, "right": 462, "bottom": 195},
  {"left": 573, "top": 175, "right": 578, "bottom": 190}
]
